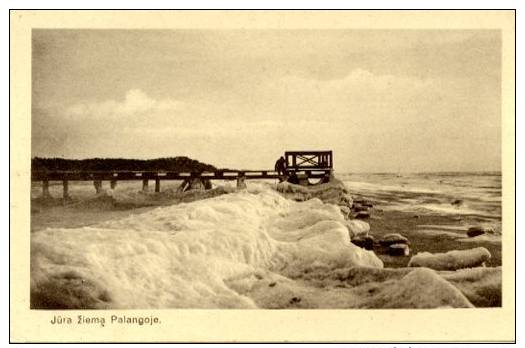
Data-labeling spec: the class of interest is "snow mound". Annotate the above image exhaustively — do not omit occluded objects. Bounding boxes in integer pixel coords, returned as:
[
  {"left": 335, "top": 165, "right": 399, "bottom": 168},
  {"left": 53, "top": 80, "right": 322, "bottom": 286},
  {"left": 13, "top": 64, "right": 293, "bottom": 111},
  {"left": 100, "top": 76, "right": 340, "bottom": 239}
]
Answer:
[
  {"left": 31, "top": 186, "right": 382, "bottom": 309},
  {"left": 440, "top": 267, "right": 501, "bottom": 307},
  {"left": 275, "top": 178, "right": 352, "bottom": 206},
  {"left": 32, "top": 181, "right": 236, "bottom": 210},
  {"left": 408, "top": 247, "right": 491, "bottom": 271},
  {"left": 356, "top": 268, "right": 473, "bottom": 308},
  {"left": 227, "top": 266, "right": 473, "bottom": 309}
]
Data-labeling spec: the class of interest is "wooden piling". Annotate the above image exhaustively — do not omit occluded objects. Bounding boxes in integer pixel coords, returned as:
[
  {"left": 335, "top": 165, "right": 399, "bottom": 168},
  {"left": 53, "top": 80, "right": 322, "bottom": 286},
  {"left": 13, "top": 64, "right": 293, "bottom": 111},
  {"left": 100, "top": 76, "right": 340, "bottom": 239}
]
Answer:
[
  {"left": 42, "top": 180, "right": 50, "bottom": 198},
  {"left": 62, "top": 180, "right": 69, "bottom": 200},
  {"left": 93, "top": 180, "right": 102, "bottom": 194},
  {"left": 188, "top": 177, "right": 205, "bottom": 191},
  {"left": 110, "top": 180, "right": 117, "bottom": 189},
  {"left": 142, "top": 179, "right": 149, "bottom": 192},
  {"left": 236, "top": 173, "right": 247, "bottom": 189},
  {"left": 177, "top": 179, "right": 189, "bottom": 193},
  {"left": 155, "top": 178, "right": 160, "bottom": 192}
]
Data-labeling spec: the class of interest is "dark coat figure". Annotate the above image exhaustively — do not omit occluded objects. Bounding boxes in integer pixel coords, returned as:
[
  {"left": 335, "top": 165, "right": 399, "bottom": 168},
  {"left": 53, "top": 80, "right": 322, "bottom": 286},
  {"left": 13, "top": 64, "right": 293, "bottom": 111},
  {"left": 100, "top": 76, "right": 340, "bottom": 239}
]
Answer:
[{"left": 274, "top": 156, "right": 286, "bottom": 176}]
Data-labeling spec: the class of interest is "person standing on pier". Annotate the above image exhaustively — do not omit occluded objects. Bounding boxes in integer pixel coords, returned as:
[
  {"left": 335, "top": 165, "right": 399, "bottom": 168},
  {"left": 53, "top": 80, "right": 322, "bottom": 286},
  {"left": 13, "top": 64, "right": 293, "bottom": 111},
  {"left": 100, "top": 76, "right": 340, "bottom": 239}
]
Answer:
[{"left": 274, "top": 156, "right": 286, "bottom": 176}]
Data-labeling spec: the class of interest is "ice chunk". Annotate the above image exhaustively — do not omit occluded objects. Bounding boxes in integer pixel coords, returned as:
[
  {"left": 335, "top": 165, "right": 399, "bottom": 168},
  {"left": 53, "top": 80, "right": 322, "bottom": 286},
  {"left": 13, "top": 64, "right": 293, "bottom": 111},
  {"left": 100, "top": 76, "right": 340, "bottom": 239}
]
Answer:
[
  {"left": 275, "top": 178, "right": 351, "bottom": 206},
  {"left": 408, "top": 247, "right": 491, "bottom": 271},
  {"left": 345, "top": 220, "right": 370, "bottom": 237}
]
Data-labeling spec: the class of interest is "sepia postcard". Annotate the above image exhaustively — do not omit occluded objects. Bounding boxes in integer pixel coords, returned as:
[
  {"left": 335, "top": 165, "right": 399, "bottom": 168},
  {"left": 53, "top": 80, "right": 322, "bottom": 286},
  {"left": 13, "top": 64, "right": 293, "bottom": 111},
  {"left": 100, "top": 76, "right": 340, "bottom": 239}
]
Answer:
[{"left": 9, "top": 10, "right": 516, "bottom": 343}]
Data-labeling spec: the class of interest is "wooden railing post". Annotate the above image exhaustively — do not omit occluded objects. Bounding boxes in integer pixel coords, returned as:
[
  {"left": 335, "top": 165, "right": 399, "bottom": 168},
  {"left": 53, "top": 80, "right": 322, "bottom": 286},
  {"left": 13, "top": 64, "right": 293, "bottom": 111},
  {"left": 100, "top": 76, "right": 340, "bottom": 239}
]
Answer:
[
  {"left": 142, "top": 179, "right": 149, "bottom": 192},
  {"left": 110, "top": 179, "right": 117, "bottom": 189},
  {"left": 155, "top": 178, "right": 160, "bottom": 192}
]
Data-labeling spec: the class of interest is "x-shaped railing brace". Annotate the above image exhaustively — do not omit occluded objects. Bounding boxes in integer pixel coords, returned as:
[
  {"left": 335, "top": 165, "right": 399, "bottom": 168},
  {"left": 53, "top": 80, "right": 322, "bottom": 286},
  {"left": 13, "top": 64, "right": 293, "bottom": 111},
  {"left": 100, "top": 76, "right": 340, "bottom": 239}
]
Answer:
[{"left": 296, "top": 155, "right": 319, "bottom": 166}]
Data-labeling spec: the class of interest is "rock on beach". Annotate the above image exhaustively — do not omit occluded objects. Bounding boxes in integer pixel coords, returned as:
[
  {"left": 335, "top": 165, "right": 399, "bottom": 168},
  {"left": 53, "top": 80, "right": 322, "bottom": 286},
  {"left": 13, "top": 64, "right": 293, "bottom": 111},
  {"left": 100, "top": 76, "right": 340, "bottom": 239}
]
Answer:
[
  {"left": 354, "top": 199, "right": 374, "bottom": 208},
  {"left": 378, "top": 233, "right": 409, "bottom": 246},
  {"left": 388, "top": 243, "right": 410, "bottom": 256},
  {"left": 467, "top": 226, "right": 494, "bottom": 237},
  {"left": 352, "top": 205, "right": 369, "bottom": 212},
  {"left": 355, "top": 211, "right": 370, "bottom": 219},
  {"left": 351, "top": 235, "right": 375, "bottom": 250}
]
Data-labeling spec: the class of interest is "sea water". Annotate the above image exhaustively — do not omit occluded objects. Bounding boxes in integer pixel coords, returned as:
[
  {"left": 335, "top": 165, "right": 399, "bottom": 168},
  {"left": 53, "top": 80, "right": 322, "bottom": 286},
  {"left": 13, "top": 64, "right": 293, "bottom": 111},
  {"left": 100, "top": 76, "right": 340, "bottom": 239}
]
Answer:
[
  {"left": 340, "top": 172, "right": 502, "bottom": 244},
  {"left": 340, "top": 172, "right": 501, "bottom": 221}
]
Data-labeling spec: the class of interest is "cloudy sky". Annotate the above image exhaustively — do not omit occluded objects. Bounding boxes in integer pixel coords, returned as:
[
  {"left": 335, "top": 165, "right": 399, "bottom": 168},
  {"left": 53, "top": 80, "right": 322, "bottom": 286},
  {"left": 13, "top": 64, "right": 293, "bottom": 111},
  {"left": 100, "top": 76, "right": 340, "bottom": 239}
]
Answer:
[{"left": 32, "top": 30, "right": 501, "bottom": 172}]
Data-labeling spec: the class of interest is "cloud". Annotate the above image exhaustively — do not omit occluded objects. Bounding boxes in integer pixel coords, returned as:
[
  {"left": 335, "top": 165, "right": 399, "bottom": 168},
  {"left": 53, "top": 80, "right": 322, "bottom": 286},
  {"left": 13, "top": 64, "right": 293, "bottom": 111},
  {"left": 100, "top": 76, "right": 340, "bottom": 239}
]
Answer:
[
  {"left": 281, "top": 68, "right": 433, "bottom": 92},
  {"left": 33, "top": 68, "right": 500, "bottom": 172},
  {"left": 65, "top": 89, "right": 182, "bottom": 120},
  {"left": 248, "top": 68, "right": 442, "bottom": 129},
  {"left": 31, "top": 30, "right": 501, "bottom": 171}
]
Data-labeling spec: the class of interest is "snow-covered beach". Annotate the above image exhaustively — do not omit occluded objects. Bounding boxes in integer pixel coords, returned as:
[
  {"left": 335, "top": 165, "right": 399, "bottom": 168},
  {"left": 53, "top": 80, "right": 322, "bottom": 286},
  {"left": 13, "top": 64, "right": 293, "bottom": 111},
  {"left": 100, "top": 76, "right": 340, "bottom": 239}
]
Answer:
[{"left": 30, "top": 174, "right": 502, "bottom": 309}]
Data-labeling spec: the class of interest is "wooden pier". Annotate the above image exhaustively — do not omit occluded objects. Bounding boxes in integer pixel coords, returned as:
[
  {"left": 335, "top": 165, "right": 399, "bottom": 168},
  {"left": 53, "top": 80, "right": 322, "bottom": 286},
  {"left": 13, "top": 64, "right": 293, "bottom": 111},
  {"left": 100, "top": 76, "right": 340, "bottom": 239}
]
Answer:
[{"left": 31, "top": 151, "right": 334, "bottom": 197}]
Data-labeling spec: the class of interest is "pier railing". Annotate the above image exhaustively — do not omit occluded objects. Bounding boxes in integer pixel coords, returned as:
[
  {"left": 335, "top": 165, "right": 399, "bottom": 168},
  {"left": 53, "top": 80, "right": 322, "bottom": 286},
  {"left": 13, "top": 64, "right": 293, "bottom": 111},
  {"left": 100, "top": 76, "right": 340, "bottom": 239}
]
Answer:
[
  {"left": 31, "top": 169, "right": 332, "bottom": 197},
  {"left": 285, "top": 151, "right": 333, "bottom": 171}
]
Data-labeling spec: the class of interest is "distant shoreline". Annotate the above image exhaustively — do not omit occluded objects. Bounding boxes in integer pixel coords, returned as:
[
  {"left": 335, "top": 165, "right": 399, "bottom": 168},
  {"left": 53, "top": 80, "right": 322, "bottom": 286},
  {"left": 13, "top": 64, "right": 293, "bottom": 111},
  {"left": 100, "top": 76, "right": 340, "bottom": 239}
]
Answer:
[
  {"left": 31, "top": 156, "right": 218, "bottom": 173},
  {"left": 340, "top": 171, "right": 501, "bottom": 175}
]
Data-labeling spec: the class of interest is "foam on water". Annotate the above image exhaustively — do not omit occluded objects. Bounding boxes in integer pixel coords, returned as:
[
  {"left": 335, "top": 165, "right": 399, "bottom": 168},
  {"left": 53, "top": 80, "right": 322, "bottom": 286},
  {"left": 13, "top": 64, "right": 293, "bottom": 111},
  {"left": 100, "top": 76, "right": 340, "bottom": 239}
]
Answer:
[
  {"left": 415, "top": 224, "right": 501, "bottom": 243},
  {"left": 381, "top": 202, "right": 500, "bottom": 218},
  {"left": 341, "top": 172, "right": 501, "bottom": 221}
]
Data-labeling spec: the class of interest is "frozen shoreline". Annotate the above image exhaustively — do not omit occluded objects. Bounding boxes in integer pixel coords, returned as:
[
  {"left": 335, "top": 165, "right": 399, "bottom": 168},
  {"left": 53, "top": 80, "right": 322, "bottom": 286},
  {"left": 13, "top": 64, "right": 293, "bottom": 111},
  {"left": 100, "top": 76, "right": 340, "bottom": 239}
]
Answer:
[{"left": 30, "top": 179, "right": 502, "bottom": 309}]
